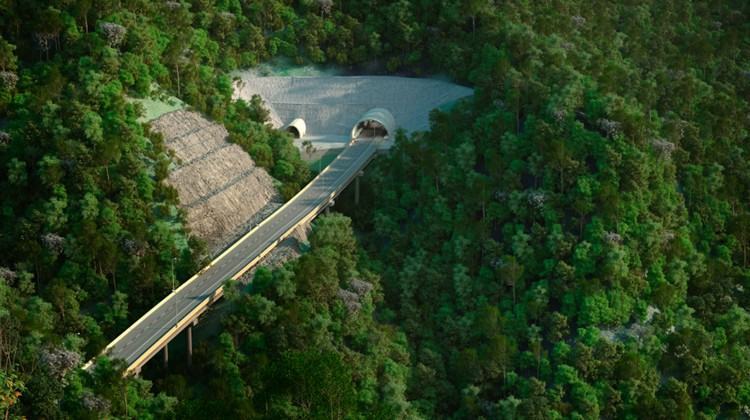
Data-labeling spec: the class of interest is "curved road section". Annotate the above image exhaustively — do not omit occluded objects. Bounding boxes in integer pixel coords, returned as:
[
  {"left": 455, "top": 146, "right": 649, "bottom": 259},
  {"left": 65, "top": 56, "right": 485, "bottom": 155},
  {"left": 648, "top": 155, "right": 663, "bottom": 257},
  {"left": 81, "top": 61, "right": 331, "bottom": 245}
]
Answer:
[{"left": 91, "top": 138, "right": 378, "bottom": 374}]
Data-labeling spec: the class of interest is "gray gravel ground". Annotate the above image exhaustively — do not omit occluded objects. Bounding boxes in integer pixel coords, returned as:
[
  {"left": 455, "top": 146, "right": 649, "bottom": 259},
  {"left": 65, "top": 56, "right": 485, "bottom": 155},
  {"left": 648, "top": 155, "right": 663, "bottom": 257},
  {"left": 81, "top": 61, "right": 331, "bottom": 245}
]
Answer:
[{"left": 232, "top": 74, "right": 473, "bottom": 142}]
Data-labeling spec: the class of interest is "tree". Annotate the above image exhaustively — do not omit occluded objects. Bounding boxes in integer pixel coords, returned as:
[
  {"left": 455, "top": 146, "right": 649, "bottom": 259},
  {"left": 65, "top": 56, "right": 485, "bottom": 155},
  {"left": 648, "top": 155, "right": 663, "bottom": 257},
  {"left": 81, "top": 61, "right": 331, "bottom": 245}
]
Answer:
[
  {"left": 466, "top": 0, "right": 490, "bottom": 36},
  {"left": 499, "top": 255, "right": 523, "bottom": 304},
  {"left": 266, "top": 350, "right": 356, "bottom": 418},
  {"left": 99, "top": 22, "right": 126, "bottom": 48},
  {"left": 0, "top": 37, "right": 17, "bottom": 72},
  {"left": 302, "top": 139, "right": 315, "bottom": 159},
  {"left": 317, "top": 0, "right": 333, "bottom": 18},
  {"left": 0, "top": 371, "right": 24, "bottom": 420}
]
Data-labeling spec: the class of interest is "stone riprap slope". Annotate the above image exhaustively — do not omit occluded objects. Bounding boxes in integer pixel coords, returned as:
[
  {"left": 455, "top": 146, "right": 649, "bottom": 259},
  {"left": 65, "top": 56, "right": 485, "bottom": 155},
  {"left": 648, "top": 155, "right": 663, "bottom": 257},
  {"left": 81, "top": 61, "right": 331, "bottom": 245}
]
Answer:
[
  {"left": 232, "top": 74, "right": 473, "bottom": 140},
  {"left": 151, "top": 110, "right": 281, "bottom": 254}
]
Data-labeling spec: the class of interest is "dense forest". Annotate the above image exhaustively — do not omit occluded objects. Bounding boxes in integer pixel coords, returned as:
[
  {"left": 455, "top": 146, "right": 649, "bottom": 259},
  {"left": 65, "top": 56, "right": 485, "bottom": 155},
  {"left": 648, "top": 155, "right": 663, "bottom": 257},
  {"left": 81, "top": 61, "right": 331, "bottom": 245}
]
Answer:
[
  {"left": 356, "top": 1, "right": 750, "bottom": 417},
  {"left": 1, "top": 0, "right": 749, "bottom": 418}
]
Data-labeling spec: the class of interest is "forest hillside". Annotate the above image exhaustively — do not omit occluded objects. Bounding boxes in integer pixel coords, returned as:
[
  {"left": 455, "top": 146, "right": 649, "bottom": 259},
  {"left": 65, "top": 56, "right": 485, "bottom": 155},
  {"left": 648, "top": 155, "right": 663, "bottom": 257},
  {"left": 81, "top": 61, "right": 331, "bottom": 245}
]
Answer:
[{"left": 1, "top": 1, "right": 749, "bottom": 419}]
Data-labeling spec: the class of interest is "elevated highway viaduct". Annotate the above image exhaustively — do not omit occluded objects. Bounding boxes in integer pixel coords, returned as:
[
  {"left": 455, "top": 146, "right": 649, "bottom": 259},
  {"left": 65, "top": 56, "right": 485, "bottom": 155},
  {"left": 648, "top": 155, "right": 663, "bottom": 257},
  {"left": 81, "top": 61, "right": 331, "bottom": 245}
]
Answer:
[{"left": 86, "top": 109, "right": 394, "bottom": 375}]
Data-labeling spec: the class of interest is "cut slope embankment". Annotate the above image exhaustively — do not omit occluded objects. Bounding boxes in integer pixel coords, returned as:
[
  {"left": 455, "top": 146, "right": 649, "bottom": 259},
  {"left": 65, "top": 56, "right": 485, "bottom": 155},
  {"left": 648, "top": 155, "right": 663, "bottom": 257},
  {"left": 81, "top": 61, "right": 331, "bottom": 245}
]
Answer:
[{"left": 150, "top": 110, "right": 282, "bottom": 255}]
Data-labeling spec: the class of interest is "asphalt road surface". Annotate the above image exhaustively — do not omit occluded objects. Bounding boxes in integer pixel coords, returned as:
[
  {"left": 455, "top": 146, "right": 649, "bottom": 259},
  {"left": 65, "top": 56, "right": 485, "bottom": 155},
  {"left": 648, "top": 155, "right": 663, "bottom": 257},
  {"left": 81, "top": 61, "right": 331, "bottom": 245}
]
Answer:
[{"left": 106, "top": 138, "right": 378, "bottom": 366}]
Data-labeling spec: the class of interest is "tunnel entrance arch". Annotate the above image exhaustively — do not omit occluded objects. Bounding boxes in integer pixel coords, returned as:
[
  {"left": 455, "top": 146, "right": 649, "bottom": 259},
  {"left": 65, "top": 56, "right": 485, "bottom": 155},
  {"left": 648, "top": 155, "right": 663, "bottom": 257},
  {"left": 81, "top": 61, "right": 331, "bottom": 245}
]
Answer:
[
  {"left": 286, "top": 118, "right": 306, "bottom": 139},
  {"left": 351, "top": 108, "right": 395, "bottom": 139}
]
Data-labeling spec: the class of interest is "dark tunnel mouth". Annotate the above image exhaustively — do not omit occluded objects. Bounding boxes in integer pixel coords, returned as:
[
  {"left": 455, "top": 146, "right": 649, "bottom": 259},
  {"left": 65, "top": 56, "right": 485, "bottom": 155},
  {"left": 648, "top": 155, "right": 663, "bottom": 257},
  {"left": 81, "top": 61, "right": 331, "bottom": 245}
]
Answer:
[
  {"left": 286, "top": 126, "right": 301, "bottom": 138},
  {"left": 354, "top": 120, "right": 388, "bottom": 138}
]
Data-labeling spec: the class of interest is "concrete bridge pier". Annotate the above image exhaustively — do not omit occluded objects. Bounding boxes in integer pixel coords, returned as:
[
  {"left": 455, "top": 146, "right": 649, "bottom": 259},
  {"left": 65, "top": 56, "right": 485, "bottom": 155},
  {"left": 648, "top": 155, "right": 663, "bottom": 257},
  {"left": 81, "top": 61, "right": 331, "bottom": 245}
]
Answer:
[
  {"left": 187, "top": 320, "right": 197, "bottom": 369},
  {"left": 163, "top": 343, "right": 169, "bottom": 369},
  {"left": 326, "top": 199, "right": 335, "bottom": 214}
]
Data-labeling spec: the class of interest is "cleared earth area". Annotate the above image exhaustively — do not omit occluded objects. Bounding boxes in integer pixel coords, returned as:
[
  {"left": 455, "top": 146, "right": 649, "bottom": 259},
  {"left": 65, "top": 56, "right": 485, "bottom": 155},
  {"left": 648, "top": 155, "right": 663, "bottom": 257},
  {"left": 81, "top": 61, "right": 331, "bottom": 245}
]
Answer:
[
  {"left": 150, "top": 110, "right": 281, "bottom": 255},
  {"left": 232, "top": 74, "right": 474, "bottom": 141},
  {"left": 147, "top": 75, "right": 473, "bottom": 253}
]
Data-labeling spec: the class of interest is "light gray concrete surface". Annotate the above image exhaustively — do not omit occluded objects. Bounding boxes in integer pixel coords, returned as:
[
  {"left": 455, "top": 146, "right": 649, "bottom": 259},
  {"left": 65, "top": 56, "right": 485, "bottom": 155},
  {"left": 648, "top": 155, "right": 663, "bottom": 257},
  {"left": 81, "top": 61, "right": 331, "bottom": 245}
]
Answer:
[{"left": 232, "top": 74, "right": 473, "bottom": 143}]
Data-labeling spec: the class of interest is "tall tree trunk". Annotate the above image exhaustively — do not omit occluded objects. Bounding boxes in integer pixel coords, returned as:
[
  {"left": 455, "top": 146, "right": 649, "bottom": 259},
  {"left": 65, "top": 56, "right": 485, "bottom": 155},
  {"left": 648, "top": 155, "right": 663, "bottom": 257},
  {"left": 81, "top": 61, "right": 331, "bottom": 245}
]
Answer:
[
  {"left": 124, "top": 385, "right": 129, "bottom": 419},
  {"left": 176, "top": 64, "right": 181, "bottom": 97}
]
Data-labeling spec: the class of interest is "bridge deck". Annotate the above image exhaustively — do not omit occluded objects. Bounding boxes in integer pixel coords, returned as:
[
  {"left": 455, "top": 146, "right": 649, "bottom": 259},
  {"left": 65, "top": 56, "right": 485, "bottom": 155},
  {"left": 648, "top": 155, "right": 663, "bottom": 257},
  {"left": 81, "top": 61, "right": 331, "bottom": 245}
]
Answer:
[{"left": 94, "top": 138, "right": 378, "bottom": 373}]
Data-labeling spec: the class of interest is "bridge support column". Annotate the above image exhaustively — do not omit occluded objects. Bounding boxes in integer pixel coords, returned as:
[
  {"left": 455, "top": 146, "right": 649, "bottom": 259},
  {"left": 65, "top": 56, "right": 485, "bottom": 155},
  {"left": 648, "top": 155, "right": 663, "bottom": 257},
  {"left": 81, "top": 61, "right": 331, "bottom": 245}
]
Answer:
[
  {"left": 326, "top": 199, "right": 335, "bottom": 214},
  {"left": 163, "top": 343, "right": 169, "bottom": 369},
  {"left": 187, "top": 322, "right": 195, "bottom": 369},
  {"left": 355, "top": 171, "right": 364, "bottom": 205}
]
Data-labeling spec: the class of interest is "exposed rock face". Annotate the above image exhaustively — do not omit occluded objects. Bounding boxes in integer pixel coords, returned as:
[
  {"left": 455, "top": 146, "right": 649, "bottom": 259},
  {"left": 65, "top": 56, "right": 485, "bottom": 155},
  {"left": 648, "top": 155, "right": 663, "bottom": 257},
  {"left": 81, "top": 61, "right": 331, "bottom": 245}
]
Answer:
[{"left": 151, "top": 110, "right": 282, "bottom": 255}]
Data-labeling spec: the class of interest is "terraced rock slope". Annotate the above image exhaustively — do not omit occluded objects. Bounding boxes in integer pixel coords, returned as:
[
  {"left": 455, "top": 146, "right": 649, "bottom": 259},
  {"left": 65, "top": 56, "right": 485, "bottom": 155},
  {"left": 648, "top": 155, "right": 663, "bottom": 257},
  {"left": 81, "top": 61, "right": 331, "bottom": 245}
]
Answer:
[{"left": 150, "top": 110, "right": 282, "bottom": 255}]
